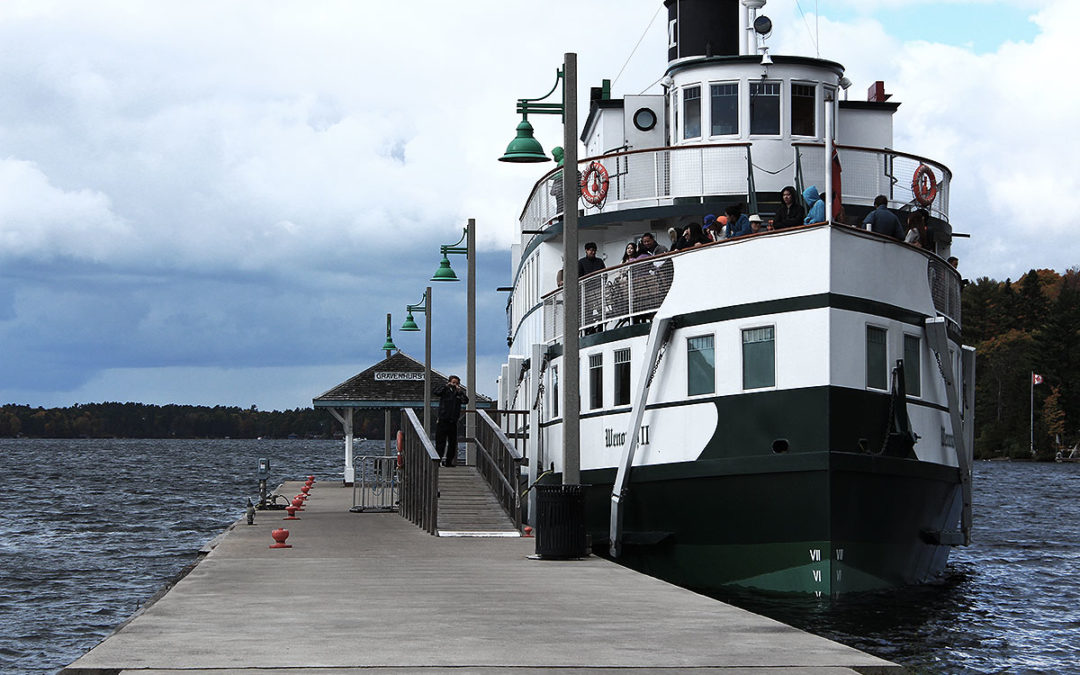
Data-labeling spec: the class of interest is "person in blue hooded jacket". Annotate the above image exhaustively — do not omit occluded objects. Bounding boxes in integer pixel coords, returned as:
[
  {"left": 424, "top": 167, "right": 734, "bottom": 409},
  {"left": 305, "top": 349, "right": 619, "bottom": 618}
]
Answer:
[
  {"left": 803, "top": 185, "right": 826, "bottom": 224},
  {"left": 724, "top": 203, "right": 751, "bottom": 238}
]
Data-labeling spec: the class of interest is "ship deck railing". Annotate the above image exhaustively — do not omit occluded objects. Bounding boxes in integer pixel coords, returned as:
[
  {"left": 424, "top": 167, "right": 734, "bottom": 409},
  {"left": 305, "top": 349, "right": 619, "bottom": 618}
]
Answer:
[
  {"left": 518, "top": 142, "right": 952, "bottom": 236},
  {"left": 538, "top": 222, "right": 962, "bottom": 342}
]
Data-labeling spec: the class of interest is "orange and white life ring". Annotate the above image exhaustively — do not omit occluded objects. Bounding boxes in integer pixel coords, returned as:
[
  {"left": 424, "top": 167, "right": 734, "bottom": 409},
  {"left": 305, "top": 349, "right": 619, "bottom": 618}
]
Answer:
[
  {"left": 396, "top": 430, "right": 404, "bottom": 468},
  {"left": 580, "top": 161, "right": 609, "bottom": 205},
  {"left": 912, "top": 164, "right": 938, "bottom": 207}
]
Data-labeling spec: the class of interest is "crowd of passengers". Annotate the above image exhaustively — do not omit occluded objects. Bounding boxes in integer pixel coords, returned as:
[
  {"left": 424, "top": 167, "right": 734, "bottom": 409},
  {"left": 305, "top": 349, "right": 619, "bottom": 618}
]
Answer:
[{"left": 592, "top": 185, "right": 935, "bottom": 270}]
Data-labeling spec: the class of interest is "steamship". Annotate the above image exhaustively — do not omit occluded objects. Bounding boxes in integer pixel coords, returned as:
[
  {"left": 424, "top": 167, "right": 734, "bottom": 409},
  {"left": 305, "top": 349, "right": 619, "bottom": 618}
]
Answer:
[{"left": 497, "top": 0, "right": 973, "bottom": 596}]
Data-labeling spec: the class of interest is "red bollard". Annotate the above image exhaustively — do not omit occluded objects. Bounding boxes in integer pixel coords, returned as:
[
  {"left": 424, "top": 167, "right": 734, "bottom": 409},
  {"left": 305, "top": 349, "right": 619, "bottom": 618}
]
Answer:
[
  {"left": 269, "top": 528, "right": 292, "bottom": 548},
  {"left": 307, "top": 475, "right": 315, "bottom": 482},
  {"left": 301, "top": 485, "right": 310, "bottom": 495},
  {"left": 283, "top": 505, "right": 299, "bottom": 520},
  {"left": 523, "top": 526, "right": 534, "bottom": 538},
  {"left": 291, "top": 496, "right": 304, "bottom": 511}
]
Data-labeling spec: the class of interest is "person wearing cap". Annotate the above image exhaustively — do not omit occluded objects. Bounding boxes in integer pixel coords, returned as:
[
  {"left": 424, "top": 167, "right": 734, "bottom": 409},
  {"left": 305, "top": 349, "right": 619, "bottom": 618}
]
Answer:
[
  {"left": 578, "top": 242, "right": 606, "bottom": 277},
  {"left": 749, "top": 214, "right": 767, "bottom": 234}
]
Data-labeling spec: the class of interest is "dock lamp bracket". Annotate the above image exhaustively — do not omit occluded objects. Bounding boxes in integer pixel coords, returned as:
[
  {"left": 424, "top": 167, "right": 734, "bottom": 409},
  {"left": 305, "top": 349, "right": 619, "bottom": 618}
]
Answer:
[{"left": 499, "top": 67, "right": 566, "bottom": 163}]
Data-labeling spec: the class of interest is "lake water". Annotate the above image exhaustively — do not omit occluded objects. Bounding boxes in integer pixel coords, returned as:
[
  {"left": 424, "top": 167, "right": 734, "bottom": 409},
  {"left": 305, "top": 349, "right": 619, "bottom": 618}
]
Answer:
[{"left": 1, "top": 438, "right": 1078, "bottom": 674}]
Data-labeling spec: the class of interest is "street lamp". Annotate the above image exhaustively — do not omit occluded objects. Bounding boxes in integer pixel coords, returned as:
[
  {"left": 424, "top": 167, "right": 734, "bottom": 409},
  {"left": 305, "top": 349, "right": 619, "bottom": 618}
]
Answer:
[
  {"left": 430, "top": 219, "right": 476, "bottom": 467},
  {"left": 401, "top": 288, "right": 432, "bottom": 437},
  {"left": 500, "top": 54, "right": 579, "bottom": 485},
  {"left": 380, "top": 313, "right": 398, "bottom": 356}
]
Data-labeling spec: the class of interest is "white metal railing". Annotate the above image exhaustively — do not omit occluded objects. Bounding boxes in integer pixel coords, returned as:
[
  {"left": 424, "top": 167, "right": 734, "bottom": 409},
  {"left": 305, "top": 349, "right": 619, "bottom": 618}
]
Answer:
[
  {"left": 795, "top": 143, "right": 952, "bottom": 222},
  {"left": 927, "top": 258, "right": 962, "bottom": 325},
  {"left": 519, "top": 143, "right": 753, "bottom": 234},
  {"left": 518, "top": 142, "right": 951, "bottom": 236},
  {"left": 542, "top": 254, "right": 675, "bottom": 341}
]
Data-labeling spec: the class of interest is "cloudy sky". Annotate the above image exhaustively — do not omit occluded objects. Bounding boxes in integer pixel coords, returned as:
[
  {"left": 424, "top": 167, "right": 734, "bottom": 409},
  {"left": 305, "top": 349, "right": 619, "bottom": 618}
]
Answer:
[{"left": 1, "top": 0, "right": 1075, "bottom": 411}]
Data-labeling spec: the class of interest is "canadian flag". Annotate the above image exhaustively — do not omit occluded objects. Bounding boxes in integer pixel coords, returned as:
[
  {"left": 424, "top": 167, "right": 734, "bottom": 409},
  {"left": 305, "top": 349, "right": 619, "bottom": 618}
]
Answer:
[{"left": 1033, "top": 373, "right": 1044, "bottom": 385}]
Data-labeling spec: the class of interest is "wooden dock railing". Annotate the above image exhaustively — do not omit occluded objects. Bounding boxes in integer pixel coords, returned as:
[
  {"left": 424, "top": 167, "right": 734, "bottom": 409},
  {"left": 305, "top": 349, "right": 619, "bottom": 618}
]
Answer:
[
  {"left": 473, "top": 409, "right": 528, "bottom": 532},
  {"left": 399, "top": 408, "right": 440, "bottom": 535}
]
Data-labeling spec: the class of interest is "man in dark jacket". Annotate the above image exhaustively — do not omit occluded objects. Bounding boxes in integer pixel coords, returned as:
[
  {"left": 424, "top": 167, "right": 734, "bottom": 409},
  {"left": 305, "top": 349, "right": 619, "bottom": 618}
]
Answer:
[
  {"left": 578, "top": 242, "right": 605, "bottom": 277},
  {"left": 433, "top": 376, "right": 469, "bottom": 467},
  {"left": 862, "top": 194, "right": 905, "bottom": 240}
]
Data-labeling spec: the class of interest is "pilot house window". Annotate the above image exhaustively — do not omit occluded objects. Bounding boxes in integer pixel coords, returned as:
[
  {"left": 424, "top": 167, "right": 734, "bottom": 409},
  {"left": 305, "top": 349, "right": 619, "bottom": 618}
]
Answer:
[
  {"left": 750, "top": 81, "right": 780, "bottom": 135},
  {"left": 791, "top": 83, "right": 816, "bottom": 136},
  {"left": 683, "top": 86, "right": 701, "bottom": 139},
  {"left": 710, "top": 83, "right": 739, "bottom": 136}
]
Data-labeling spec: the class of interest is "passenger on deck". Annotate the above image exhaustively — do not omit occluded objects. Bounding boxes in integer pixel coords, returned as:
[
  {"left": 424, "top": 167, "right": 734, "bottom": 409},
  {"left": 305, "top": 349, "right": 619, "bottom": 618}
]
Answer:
[
  {"left": 773, "top": 186, "right": 805, "bottom": 228},
  {"left": 578, "top": 242, "right": 606, "bottom": 277},
  {"left": 622, "top": 241, "right": 638, "bottom": 263},
  {"left": 636, "top": 231, "right": 668, "bottom": 257},
  {"left": 706, "top": 215, "right": 727, "bottom": 241},
  {"left": 724, "top": 204, "right": 751, "bottom": 238},
  {"left": 749, "top": 214, "right": 766, "bottom": 234},
  {"left": 803, "top": 186, "right": 825, "bottom": 224},
  {"left": 862, "top": 195, "right": 905, "bottom": 240},
  {"left": 676, "top": 222, "right": 711, "bottom": 249},
  {"left": 904, "top": 208, "right": 930, "bottom": 249},
  {"left": 667, "top": 227, "right": 680, "bottom": 249}
]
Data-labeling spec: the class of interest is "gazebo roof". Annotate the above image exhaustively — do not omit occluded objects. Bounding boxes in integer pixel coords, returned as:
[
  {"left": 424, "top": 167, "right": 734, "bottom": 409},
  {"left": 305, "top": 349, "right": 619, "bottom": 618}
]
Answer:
[{"left": 313, "top": 351, "right": 492, "bottom": 409}]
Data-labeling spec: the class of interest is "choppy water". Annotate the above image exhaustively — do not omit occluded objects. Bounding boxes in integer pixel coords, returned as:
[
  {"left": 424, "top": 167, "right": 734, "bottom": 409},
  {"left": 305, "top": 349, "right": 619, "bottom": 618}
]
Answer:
[{"left": 1, "top": 440, "right": 1078, "bottom": 674}]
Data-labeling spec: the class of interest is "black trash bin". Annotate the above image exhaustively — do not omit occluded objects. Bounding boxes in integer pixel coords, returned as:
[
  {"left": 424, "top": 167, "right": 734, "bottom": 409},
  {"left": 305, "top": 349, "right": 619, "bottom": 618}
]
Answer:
[{"left": 534, "top": 484, "right": 588, "bottom": 559}]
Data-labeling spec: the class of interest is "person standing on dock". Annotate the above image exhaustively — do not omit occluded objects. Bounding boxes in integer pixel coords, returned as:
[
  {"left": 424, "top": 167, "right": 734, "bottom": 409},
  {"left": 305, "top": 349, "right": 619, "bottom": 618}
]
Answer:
[{"left": 433, "top": 376, "right": 469, "bottom": 467}]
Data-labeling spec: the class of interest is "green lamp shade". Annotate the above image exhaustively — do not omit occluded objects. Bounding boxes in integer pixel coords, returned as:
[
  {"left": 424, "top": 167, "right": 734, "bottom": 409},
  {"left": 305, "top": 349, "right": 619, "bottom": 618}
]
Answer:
[
  {"left": 380, "top": 337, "right": 398, "bottom": 351},
  {"left": 430, "top": 255, "right": 459, "bottom": 282},
  {"left": 498, "top": 119, "right": 550, "bottom": 163},
  {"left": 400, "top": 312, "right": 420, "bottom": 331}
]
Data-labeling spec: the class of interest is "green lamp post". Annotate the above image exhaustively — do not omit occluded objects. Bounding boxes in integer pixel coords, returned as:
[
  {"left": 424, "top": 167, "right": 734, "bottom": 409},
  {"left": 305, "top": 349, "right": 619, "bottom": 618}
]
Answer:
[
  {"left": 401, "top": 289, "right": 432, "bottom": 437},
  {"left": 500, "top": 55, "right": 580, "bottom": 491},
  {"left": 430, "top": 219, "right": 476, "bottom": 466},
  {"left": 380, "top": 313, "right": 397, "bottom": 355}
]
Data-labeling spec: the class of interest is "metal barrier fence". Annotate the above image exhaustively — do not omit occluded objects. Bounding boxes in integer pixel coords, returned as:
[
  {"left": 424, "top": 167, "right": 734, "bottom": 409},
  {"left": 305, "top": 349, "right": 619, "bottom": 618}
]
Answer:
[
  {"left": 795, "top": 143, "right": 952, "bottom": 222},
  {"left": 399, "top": 408, "right": 440, "bottom": 535},
  {"left": 473, "top": 409, "right": 528, "bottom": 532},
  {"left": 350, "top": 455, "right": 399, "bottom": 513},
  {"left": 543, "top": 254, "right": 675, "bottom": 340}
]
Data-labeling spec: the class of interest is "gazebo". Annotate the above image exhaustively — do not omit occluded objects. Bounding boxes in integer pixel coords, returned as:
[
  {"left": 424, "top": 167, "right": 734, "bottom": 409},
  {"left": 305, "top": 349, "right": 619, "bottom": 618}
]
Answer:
[{"left": 313, "top": 351, "right": 491, "bottom": 484}]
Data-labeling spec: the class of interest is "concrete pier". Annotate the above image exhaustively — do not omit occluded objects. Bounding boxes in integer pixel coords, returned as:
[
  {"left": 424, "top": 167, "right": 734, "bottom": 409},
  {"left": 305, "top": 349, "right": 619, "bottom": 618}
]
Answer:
[{"left": 64, "top": 479, "right": 900, "bottom": 673}]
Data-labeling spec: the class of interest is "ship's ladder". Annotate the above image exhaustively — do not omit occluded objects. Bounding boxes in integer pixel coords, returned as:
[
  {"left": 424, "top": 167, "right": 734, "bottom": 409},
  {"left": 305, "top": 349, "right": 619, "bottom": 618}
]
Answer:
[
  {"left": 609, "top": 316, "right": 675, "bottom": 558},
  {"left": 924, "top": 316, "right": 975, "bottom": 545}
]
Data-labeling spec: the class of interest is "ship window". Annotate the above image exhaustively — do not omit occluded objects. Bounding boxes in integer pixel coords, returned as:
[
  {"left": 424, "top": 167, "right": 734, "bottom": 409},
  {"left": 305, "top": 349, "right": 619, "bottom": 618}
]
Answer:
[
  {"left": 687, "top": 335, "right": 715, "bottom": 395},
  {"left": 551, "top": 364, "right": 559, "bottom": 418},
  {"left": 750, "top": 81, "right": 780, "bottom": 135},
  {"left": 903, "top": 334, "right": 921, "bottom": 397},
  {"left": 683, "top": 86, "right": 701, "bottom": 139},
  {"left": 589, "top": 353, "right": 604, "bottom": 409},
  {"left": 614, "top": 348, "right": 632, "bottom": 406},
  {"left": 743, "top": 327, "right": 775, "bottom": 389},
  {"left": 710, "top": 83, "right": 739, "bottom": 136},
  {"left": 866, "top": 326, "right": 888, "bottom": 390},
  {"left": 791, "top": 83, "right": 816, "bottom": 136}
]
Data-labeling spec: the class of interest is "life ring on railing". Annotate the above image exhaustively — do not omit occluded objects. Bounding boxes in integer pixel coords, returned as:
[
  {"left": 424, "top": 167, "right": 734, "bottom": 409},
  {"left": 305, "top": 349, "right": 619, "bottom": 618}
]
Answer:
[
  {"left": 396, "top": 430, "right": 404, "bottom": 468},
  {"left": 580, "top": 161, "right": 610, "bottom": 205},
  {"left": 912, "top": 163, "right": 938, "bottom": 207}
]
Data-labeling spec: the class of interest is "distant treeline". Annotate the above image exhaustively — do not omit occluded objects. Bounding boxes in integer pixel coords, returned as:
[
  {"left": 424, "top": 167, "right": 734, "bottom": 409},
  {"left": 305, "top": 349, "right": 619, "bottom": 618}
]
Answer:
[
  {"left": 964, "top": 268, "right": 1080, "bottom": 459},
  {"left": 0, "top": 402, "right": 389, "bottom": 440}
]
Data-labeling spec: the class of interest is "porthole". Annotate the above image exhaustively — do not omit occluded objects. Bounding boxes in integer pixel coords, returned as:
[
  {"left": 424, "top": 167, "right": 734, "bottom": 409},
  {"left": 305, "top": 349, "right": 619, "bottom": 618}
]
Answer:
[{"left": 633, "top": 107, "right": 657, "bottom": 132}]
